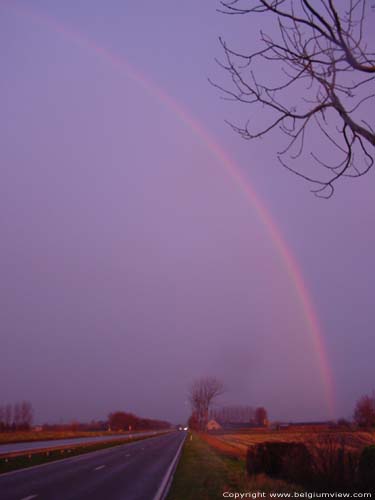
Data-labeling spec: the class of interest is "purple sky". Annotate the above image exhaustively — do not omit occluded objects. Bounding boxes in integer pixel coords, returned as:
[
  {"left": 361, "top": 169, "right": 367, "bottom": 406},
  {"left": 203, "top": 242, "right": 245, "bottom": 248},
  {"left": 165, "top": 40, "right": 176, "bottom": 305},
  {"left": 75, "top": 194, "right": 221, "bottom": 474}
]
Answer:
[{"left": 1, "top": 1, "right": 374, "bottom": 425}]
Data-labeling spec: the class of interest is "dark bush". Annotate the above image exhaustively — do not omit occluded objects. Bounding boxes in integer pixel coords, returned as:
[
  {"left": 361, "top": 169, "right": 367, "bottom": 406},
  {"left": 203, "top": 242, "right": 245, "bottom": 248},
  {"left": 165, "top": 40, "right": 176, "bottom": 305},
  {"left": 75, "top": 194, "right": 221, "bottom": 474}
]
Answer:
[
  {"left": 247, "top": 437, "right": 360, "bottom": 491},
  {"left": 308, "top": 435, "right": 359, "bottom": 491},
  {"left": 358, "top": 445, "right": 375, "bottom": 489},
  {"left": 246, "top": 441, "right": 311, "bottom": 482},
  {"left": 336, "top": 418, "right": 353, "bottom": 430}
]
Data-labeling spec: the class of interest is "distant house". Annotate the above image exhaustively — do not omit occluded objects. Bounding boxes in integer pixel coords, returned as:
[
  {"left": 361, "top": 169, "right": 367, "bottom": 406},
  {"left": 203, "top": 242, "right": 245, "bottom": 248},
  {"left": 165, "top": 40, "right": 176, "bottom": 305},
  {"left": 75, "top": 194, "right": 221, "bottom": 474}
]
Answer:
[{"left": 207, "top": 419, "right": 222, "bottom": 431}]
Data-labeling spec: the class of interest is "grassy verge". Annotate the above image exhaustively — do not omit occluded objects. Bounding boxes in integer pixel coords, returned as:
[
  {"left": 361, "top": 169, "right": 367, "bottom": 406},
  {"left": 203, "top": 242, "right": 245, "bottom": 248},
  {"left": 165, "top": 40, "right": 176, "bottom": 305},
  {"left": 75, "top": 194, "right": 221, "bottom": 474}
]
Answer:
[
  {"left": 0, "top": 430, "right": 140, "bottom": 445},
  {"left": 0, "top": 434, "right": 159, "bottom": 475},
  {"left": 167, "top": 433, "right": 301, "bottom": 500}
]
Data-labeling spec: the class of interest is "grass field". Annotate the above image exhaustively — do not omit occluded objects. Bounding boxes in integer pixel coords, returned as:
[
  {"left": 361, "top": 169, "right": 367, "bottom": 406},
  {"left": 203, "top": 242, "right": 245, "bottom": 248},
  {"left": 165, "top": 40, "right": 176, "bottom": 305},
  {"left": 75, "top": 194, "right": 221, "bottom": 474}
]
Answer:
[
  {"left": 200, "top": 428, "right": 375, "bottom": 458},
  {"left": 167, "top": 433, "right": 301, "bottom": 500},
  {"left": 168, "top": 428, "right": 375, "bottom": 497}
]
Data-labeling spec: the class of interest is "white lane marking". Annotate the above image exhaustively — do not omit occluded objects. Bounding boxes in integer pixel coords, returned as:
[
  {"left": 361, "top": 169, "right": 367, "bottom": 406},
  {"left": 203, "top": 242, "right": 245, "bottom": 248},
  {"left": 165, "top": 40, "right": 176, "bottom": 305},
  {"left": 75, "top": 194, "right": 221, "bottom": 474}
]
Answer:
[
  {"left": 125, "top": 454, "right": 131, "bottom": 457},
  {"left": 94, "top": 464, "right": 106, "bottom": 471},
  {"left": 20, "top": 495, "right": 38, "bottom": 500},
  {"left": 153, "top": 434, "right": 186, "bottom": 500},
  {"left": 0, "top": 432, "right": 168, "bottom": 478}
]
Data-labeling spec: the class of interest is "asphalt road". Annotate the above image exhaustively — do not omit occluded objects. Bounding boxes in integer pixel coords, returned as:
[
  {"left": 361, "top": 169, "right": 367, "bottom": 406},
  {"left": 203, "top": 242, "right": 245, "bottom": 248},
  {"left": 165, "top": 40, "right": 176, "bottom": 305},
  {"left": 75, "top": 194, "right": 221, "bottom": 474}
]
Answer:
[
  {"left": 0, "top": 431, "right": 186, "bottom": 500},
  {"left": 0, "top": 431, "right": 163, "bottom": 455}
]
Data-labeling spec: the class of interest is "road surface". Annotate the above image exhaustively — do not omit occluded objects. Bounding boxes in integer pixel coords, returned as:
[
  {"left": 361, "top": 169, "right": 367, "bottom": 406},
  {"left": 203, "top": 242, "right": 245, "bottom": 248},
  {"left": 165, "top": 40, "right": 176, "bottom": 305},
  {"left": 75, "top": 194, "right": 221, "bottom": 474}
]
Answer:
[
  {"left": 0, "top": 431, "right": 163, "bottom": 455},
  {"left": 0, "top": 431, "right": 186, "bottom": 500}
]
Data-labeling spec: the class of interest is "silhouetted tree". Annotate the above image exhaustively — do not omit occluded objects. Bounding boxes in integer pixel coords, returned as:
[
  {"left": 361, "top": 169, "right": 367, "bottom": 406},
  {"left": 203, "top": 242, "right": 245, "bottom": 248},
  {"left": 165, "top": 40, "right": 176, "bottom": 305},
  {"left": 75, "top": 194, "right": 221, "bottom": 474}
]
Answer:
[
  {"left": 254, "top": 406, "right": 268, "bottom": 426},
  {"left": 215, "top": 1, "right": 375, "bottom": 197},
  {"left": 354, "top": 393, "right": 375, "bottom": 428},
  {"left": 0, "top": 401, "right": 33, "bottom": 431},
  {"left": 107, "top": 411, "right": 170, "bottom": 431},
  {"left": 210, "top": 405, "right": 255, "bottom": 423},
  {"left": 19, "top": 401, "right": 33, "bottom": 430},
  {"left": 0, "top": 406, "right": 3, "bottom": 432},
  {"left": 108, "top": 411, "right": 139, "bottom": 431},
  {"left": 4, "top": 404, "right": 12, "bottom": 431},
  {"left": 188, "top": 413, "right": 200, "bottom": 431},
  {"left": 189, "top": 376, "right": 224, "bottom": 431},
  {"left": 13, "top": 403, "right": 21, "bottom": 430}
]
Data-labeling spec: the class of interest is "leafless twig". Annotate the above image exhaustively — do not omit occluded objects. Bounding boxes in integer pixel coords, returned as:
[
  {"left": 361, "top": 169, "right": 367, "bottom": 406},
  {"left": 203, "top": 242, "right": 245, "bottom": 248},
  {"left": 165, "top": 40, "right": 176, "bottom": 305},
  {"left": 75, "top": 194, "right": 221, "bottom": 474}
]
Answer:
[{"left": 215, "top": 0, "right": 375, "bottom": 196}]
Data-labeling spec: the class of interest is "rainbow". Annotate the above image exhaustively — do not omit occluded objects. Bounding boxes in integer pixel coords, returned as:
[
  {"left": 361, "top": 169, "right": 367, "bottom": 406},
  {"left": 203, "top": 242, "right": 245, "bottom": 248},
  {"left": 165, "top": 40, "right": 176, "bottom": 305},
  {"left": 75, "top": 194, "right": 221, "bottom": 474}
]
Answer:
[{"left": 7, "top": 3, "right": 336, "bottom": 418}]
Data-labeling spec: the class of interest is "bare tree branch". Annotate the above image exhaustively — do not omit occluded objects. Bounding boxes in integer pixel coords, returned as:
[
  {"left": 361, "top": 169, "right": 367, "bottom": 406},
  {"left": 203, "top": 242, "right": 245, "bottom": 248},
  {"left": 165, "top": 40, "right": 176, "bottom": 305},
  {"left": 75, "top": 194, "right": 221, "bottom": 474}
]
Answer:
[
  {"left": 189, "top": 376, "right": 224, "bottom": 431},
  {"left": 215, "top": 0, "right": 375, "bottom": 196}
]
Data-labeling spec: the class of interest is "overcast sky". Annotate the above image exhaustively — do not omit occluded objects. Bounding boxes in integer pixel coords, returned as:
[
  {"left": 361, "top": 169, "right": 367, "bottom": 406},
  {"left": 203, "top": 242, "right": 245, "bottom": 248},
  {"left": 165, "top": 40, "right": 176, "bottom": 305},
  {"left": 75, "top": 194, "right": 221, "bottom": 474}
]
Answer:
[{"left": 1, "top": 0, "right": 374, "bottom": 424}]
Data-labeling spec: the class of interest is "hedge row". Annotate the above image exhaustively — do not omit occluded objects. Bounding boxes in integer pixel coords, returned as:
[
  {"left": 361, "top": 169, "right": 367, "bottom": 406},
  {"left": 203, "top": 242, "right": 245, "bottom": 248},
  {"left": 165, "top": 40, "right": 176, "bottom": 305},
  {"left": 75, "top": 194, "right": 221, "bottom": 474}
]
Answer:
[{"left": 246, "top": 440, "right": 375, "bottom": 491}]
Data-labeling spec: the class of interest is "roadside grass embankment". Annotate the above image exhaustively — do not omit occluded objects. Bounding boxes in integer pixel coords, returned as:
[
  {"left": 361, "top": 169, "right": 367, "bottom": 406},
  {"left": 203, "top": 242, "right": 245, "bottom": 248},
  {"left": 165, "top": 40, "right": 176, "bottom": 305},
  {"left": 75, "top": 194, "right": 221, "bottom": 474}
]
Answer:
[
  {"left": 0, "top": 433, "right": 166, "bottom": 475},
  {"left": 0, "top": 430, "right": 140, "bottom": 445},
  {"left": 167, "top": 433, "right": 301, "bottom": 500}
]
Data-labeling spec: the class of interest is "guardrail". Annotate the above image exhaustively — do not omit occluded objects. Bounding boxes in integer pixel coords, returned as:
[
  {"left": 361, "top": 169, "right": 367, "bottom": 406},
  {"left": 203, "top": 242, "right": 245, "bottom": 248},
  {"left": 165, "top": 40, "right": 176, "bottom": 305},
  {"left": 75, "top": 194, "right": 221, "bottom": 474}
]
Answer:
[{"left": 0, "top": 430, "right": 170, "bottom": 460}]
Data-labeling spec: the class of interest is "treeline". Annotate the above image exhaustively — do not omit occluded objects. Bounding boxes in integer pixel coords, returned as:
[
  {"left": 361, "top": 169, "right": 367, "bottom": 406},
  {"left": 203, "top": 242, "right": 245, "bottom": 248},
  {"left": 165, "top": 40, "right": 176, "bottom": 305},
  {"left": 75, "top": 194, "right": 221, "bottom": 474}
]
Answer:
[
  {"left": 108, "top": 411, "right": 171, "bottom": 431},
  {"left": 0, "top": 403, "right": 170, "bottom": 433},
  {"left": 209, "top": 405, "right": 255, "bottom": 423},
  {"left": 208, "top": 405, "right": 269, "bottom": 427},
  {"left": 0, "top": 401, "right": 33, "bottom": 432},
  {"left": 41, "top": 412, "right": 171, "bottom": 432},
  {"left": 41, "top": 420, "right": 108, "bottom": 432}
]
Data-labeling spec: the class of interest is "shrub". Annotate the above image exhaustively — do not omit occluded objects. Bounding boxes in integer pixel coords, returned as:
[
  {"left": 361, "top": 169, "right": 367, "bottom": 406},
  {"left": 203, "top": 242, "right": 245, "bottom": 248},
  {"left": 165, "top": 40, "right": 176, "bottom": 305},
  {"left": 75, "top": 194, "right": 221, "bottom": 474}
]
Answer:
[
  {"left": 358, "top": 445, "right": 375, "bottom": 489},
  {"left": 336, "top": 418, "right": 352, "bottom": 430},
  {"left": 247, "top": 436, "right": 359, "bottom": 491},
  {"left": 246, "top": 442, "right": 311, "bottom": 483},
  {"left": 353, "top": 394, "right": 375, "bottom": 428},
  {"left": 308, "top": 435, "right": 358, "bottom": 491}
]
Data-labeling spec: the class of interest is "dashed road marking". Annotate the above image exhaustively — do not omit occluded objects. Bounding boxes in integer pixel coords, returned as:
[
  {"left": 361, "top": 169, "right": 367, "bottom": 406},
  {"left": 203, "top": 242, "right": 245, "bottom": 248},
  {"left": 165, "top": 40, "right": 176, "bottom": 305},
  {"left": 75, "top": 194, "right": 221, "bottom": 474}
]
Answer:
[
  {"left": 20, "top": 495, "right": 38, "bottom": 500},
  {"left": 94, "top": 465, "right": 106, "bottom": 471}
]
